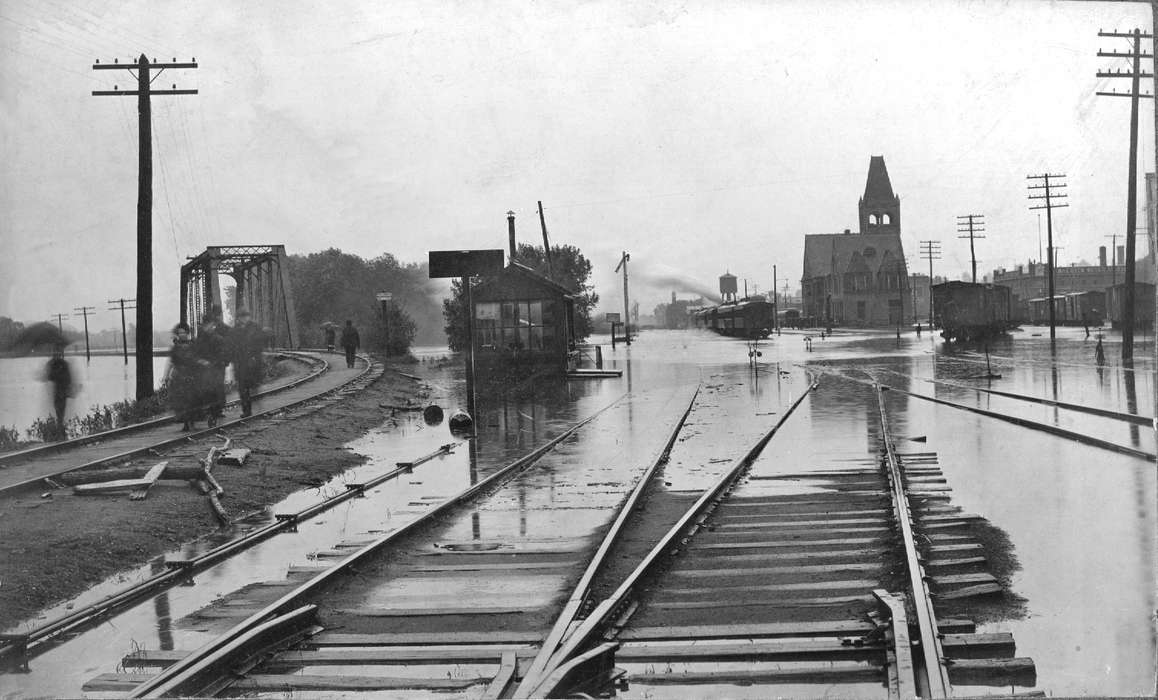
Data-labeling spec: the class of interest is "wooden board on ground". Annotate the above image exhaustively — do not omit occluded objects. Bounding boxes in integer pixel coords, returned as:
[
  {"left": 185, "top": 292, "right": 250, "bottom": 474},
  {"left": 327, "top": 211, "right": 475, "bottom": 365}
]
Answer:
[
  {"left": 310, "top": 630, "right": 546, "bottom": 646},
  {"left": 617, "top": 638, "right": 886, "bottom": 662},
  {"left": 82, "top": 673, "right": 155, "bottom": 691},
  {"left": 620, "top": 620, "right": 876, "bottom": 641},
  {"left": 627, "top": 663, "right": 881, "bottom": 686},
  {"left": 130, "top": 461, "right": 169, "bottom": 500},
  {"left": 74, "top": 461, "right": 168, "bottom": 495},
  {"left": 231, "top": 674, "right": 488, "bottom": 691},
  {"left": 267, "top": 645, "right": 538, "bottom": 666},
  {"left": 218, "top": 448, "right": 251, "bottom": 466}
]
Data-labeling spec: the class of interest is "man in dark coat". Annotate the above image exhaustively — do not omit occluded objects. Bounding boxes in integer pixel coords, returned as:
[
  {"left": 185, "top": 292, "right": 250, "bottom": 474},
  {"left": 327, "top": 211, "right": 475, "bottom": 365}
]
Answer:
[
  {"left": 167, "top": 323, "right": 203, "bottom": 430},
  {"left": 229, "top": 309, "right": 269, "bottom": 417},
  {"left": 340, "top": 320, "right": 359, "bottom": 369},
  {"left": 195, "top": 307, "right": 230, "bottom": 427},
  {"left": 44, "top": 343, "right": 72, "bottom": 440}
]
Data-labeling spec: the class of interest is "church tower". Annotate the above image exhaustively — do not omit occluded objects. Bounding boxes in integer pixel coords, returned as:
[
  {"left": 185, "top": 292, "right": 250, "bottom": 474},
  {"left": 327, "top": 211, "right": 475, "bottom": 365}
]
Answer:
[{"left": 858, "top": 155, "right": 900, "bottom": 235}]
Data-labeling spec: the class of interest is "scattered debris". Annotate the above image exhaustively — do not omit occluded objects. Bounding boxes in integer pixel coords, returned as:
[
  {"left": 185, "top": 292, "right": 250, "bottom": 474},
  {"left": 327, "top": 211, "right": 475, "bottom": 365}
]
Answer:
[
  {"left": 218, "top": 448, "right": 251, "bottom": 467},
  {"left": 74, "top": 461, "right": 170, "bottom": 496}
]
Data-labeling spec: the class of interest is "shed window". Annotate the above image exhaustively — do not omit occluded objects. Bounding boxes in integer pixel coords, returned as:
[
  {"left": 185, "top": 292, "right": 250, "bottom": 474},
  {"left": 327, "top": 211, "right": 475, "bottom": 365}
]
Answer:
[{"left": 477, "top": 300, "right": 554, "bottom": 352}]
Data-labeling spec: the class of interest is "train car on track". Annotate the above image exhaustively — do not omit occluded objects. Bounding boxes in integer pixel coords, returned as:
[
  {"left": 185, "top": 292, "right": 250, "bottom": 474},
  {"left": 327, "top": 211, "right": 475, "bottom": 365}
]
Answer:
[
  {"left": 1027, "top": 291, "right": 1105, "bottom": 327},
  {"left": 932, "top": 281, "right": 1015, "bottom": 342},
  {"left": 694, "top": 297, "right": 775, "bottom": 338}
]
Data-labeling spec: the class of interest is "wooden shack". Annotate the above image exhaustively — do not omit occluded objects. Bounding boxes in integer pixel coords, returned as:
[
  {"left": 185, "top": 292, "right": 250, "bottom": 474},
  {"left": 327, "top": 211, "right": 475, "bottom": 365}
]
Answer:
[{"left": 470, "top": 262, "right": 576, "bottom": 374}]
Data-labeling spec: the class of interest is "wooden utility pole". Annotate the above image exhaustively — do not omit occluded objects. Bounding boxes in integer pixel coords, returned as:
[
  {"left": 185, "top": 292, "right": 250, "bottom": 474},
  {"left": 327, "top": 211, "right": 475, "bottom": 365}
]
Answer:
[
  {"left": 920, "top": 240, "right": 941, "bottom": 322},
  {"left": 772, "top": 265, "right": 779, "bottom": 333},
  {"left": 108, "top": 298, "right": 137, "bottom": 365},
  {"left": 1097, "top": 28, "right": 1153, "bottom": 360},
  {"left": 537, "top": 201, "right": 554, "bottom": 278},
  {"left": 615, "top": 251, "right": 631, "bottom": 345},
  {"left": 74, "top": 306, "right": 95, "bottom": 361},
  {"left": 93, "top": 54, "right": 198, "bottom": 398},
  {"left": 1028, "top": 173, "right": 1068, "bottom": 341},
  {"left": 956, "top": 215, "right": 985, "bottom": 283},
  {"left": 1105, "top": 232, "right": 1120, "bottom": 287},
  {"left": 50, "top": 313, "right": 69, "bottom": 335}
]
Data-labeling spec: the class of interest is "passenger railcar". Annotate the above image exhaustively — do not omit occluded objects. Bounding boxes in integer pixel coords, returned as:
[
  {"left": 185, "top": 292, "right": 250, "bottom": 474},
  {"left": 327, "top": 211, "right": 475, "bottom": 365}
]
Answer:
[
  {"left": 1027, "top": 291, "right": 1105, "bottom": 326},
  {"left": 694, "top": 298, "right": 775, "bottom": 339},
  {"left": 932, "top": 281, "right": 1014, "bottom": 342}
]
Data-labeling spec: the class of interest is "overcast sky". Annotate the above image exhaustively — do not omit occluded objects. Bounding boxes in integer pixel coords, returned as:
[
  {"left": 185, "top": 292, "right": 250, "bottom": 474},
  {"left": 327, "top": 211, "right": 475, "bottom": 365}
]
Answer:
[{"left": 1, "top": 0, "right": 1155, "bottom": 332}]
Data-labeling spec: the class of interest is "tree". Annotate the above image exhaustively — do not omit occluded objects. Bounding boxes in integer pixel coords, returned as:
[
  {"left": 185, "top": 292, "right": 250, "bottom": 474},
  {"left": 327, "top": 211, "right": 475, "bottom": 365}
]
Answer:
[{"left": 441, "top": 243, "right": 600, "bottom": 348}]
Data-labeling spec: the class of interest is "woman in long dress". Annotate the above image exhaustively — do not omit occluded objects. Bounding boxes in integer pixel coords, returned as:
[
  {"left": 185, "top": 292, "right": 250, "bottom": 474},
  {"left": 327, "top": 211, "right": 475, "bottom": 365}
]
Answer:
[{"left": 167, "top": 323, "right": 204, "bottom": 430}]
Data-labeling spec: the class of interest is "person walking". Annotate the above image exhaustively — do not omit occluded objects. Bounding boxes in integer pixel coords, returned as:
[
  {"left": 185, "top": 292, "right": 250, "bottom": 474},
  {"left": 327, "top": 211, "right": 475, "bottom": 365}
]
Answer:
[
  {"left": 229, "top": 309, "right": 270, "bottom": 417},
  {"left": 44, "top": 343, "right": 73, "bottom": 440},
  {"left": 167, "top": 323, "right": 203, "bottom": 430},
  {"left": 195, "top": 308, "right": 230, "bottom": 427},
  {"left": 340, "top": 319, "right": 360, "bottom": 369}
]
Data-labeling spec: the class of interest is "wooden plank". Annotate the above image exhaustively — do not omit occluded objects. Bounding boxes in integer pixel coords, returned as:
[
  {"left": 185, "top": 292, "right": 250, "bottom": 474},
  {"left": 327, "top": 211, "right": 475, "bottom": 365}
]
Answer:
[
  {"left": 931, "top": 572, "right": 999, "bottom": 587},
  {"left": 484, "top": 651, "right": 518, "bottom": 700},
  {"left": 310, "top": 630, "right": 546, "bottom": 646},
  {"left": 627, "top": 663, "right": 882, "bottom": 685},
  {"left": 925, "top": 556, "right": 988, "bottom": 569},
  {"left": 74, "top": 476, "right": 154, "bottom": 493},
  {"left": 711, "top": 517, "right": 888, "bottom": 528},
  {"left": 685, "top": 549, "right": 884, "bottom": 565},
  {"left": 695, "top": 537, "right": 883, "bottom": 551},
  {"left": 715, "top": 508, "right": 885, "bottom": 521},
  {"left": 874, "top": 589, "right": 916, "bottom": 700},
  {"left": 130, "top": 461, "right": 169, "bottom": 500},
  {"left": 122, "top": 650, "right": 187, "bottom": 668},
  {"left": 82, "top": 673, "right": 155, "bottom": 691},
  {"left": 929, "top": 543, "right": 983, "bottom": 554},
  {"left": 934, "top": 583, "right": 1004, "bottom": 600},
  {"left": 620, "top": 619, "right": 876, "bottom": 641},
  {"left": 218, "top": 447, "right": 251, "bottom": 466},
  {"left": 617, "top": 638, "right": 885, "bottom": 662},
  {"left": 946, "top": 658, "right": 1036, "bottom": 685},
  {"left": 670, "top": 562, "right": 882, "bottom": 578},
  {"left": 270, "top": 645, "right": 537, "bottom": 665},
  {"left": 918, "top": 513, "right": 981, "bottom": 523},
  {"left": 398, "top": 561, "right": 573, "bottom": 572},
  {"left": 231, "top": 674, "right": 488, "bottom": 691},
  {"left": 649, "top": 594, "right": 874, "bottom": 610},
  {"left": 661, "top": 579, "right": 878, "bottom": 596},
  {"left": 942, "top": 633, "right": 1016, "bottom": 657},
  {"left": 335, "top": 606, "right": 530, "bottom": 617}
]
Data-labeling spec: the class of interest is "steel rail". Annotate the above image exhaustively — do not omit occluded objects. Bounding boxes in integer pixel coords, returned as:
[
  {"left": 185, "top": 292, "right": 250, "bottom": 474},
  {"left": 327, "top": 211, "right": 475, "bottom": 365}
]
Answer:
[
  {"left": 877, "top": 385, "right": 950, "bottom": 698},
  {"left": 804, "top": 365, "right": 1156, "bottom": 462},
  {"left": 513, "top": 385, "right": 701, "bottom": 695},
  {"left": 0, "top": 353, "right": 379, "bottom": 497},
  {"left": 128, "top": 392, "right": 629, "bottom": 698},
  {"left": 520, "top": 381, "right": 817, "bottom": 699},
  {"left": 0, "top": 351, "right": 326, "bottom": 467},
  {"left": 0, "top": 440, "right": 458, "bottom": 671},
  {"left": 868, "top": 365, "right": 1152, "bottom": 426}
]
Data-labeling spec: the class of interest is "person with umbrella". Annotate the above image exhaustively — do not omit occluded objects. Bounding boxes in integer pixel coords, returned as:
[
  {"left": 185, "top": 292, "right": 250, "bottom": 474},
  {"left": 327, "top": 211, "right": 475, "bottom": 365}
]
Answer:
[{"left": 44, "top": 342, "right": 73, "bottom": 439}]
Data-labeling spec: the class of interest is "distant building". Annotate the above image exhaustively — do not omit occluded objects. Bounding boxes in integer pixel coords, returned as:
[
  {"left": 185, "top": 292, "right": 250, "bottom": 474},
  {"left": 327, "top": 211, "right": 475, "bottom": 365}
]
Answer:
[
  {"left": 801, "top": 156, "right": 910, "bottom": 327},
  {"left": 990, "top": 249, "right": 1125, "bottom": 321}
]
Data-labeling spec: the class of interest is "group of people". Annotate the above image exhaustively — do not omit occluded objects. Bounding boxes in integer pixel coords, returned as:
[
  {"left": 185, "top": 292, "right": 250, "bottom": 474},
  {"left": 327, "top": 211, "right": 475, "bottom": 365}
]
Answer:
[{"left": 166, "top": 306, "right": 271, "bottom": 431}]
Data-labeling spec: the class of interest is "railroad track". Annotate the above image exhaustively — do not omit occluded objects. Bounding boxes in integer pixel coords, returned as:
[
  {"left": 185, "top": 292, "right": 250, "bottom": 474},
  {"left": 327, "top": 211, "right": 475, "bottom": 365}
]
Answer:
[
  {"left": 0, "top": 351, "right": 377, "bottom": 498},
  {"left": 516, "top": 381, "right": 1036, "bottom": 699}
]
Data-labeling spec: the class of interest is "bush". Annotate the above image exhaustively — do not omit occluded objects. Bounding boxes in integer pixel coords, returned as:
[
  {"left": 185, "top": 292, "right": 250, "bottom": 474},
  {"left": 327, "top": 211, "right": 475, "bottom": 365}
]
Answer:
[{"left": 0, "top": 425, "right": 20, "bottom": 450}]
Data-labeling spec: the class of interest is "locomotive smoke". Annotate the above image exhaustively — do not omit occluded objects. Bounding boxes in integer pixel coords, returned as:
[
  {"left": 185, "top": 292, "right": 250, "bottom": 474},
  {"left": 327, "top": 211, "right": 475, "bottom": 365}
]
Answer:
[{"left": 634, "top": 270, "right": 722, "bottom": 304}]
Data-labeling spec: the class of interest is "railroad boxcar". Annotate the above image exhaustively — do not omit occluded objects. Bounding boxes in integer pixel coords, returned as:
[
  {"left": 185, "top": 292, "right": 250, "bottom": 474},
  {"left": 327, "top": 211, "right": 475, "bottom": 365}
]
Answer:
[
  {"left": 932, "top": 281, "right": 1014, "bottom": 342},
  {"left": 1106, "top": 282, "right": 1155, "bottom": 330},
  {"left": 696, "top": 299, "right": 775, "bottom": 338},
  {"left": 1027, "top": 291, "right": 1106, "bottom": 326}
]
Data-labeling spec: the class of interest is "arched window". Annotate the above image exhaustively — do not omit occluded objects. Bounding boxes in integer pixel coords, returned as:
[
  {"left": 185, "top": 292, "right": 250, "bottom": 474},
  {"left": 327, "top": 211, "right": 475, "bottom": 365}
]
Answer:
[
  {"left": 882, "top": 213, "right": 892, "bottom": 225},
  {"left": 870, "top": 214, "right": 879, "bottom": 226}
]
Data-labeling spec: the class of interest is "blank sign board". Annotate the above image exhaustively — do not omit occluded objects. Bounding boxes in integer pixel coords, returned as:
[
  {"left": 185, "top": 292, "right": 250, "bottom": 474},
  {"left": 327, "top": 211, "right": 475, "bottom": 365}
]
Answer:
[{"left": 429, "top": 249, "right": 505, "bottom": 278}]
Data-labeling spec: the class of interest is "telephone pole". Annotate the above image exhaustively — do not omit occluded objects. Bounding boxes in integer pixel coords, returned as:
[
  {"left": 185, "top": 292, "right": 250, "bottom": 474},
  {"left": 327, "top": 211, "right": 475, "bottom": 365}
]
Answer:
[
  {"left": 74, "top": 306, "right": 95, "bottom": 362},
  {"left": 1028, "top": 173, "right": 1068, "bottom": 341},
  {"left": 108, "top": 298, "right": 137, "bottom": 365},
  {"left": 1105, "top": 232, "right": 1120, "bottom": 287},
  {"left": 537, "top": 201, "right": 554, "bottom": 278},
  {"left": 956, "top": 215, "right": 985, "bottom": 284},
  {"left": 919, "top": 240, "right": 942, "bottom": 322},
  {"left": 50, "top": 313, "right": 69, "bottom": 335},
  {"left": 1097, "top": 28, "right": 1153, "bottom": 360},
  {"left": 93, "top": 54, "right": 198, "bottom": 398},
  {"left": 773, "top": 265, "right": 780, "bottom": 334},
  {"left": 614, "top": 252, "right": 631, "bottom": 345}
]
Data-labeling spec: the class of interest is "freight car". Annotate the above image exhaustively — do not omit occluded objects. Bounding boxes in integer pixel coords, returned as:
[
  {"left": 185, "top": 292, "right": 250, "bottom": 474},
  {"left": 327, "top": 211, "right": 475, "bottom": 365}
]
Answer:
[
  {"left": 1027, "top": 291, "right": 1105, "bottom": 327},
  {"left": 1106, "top": 282, "right": 1155, "bottom": 330},
  {"left": 694, "top": 298, "right": 775, "bottom": 338},
  {"left": 932, "top": 281, "right": 1015, "bottom": 342}
]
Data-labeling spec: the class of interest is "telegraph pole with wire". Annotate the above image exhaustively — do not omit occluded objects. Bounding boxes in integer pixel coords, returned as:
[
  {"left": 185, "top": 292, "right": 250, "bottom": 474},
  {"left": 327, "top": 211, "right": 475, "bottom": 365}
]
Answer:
[
  {"left": 956, "top": 214, "right": 985, "bottom": 284},
  {"left": 108, "top": 298, "right": 137, "bottom": 365},
  {"left": 615, "top": 251, "right": 631, "bottom": 345},
  {"left": 920, "top": 240, "right": 942, "bottom": 323},
  {"left": 50, "top": 313, "right": 69, "bottom": 335},
  {"left": 92, "top": 54, "right": 198, "bottom": 398},
  {"left": 1028, "top": 173, "right": 1068, "bottom": 341},
  {"left": 1097, "top": 28, "right": 1153, "bottom": 360},
  {"left": 74, "top": 306, "right": 95, "bottom": 362}
]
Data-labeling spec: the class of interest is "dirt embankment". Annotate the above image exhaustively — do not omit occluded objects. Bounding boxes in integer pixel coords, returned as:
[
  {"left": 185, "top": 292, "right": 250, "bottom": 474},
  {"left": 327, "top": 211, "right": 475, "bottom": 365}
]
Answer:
[{"left": 0, "top": 359, "right": 438, "bottom": 630}]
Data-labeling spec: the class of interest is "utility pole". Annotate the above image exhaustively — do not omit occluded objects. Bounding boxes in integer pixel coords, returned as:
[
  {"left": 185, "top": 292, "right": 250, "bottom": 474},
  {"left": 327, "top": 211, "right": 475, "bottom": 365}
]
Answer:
[
  {"left": 615, "top": 251, "right": 631, "bottom": 345},
  {"left": 1097, "top": 28, "right": 1153, "bottom": 360},
  {"left": 74, "top": 306, "right": 95, "bottom": 362},
  {"left": 773, "top": 265, "right": 779, "bottom": 334},
  {"left": 537, "top": 201, "right": 554, "bottom": 279},
  {"left": 1028, "top": 173, "right": 1068, "bottom": 341},
  {"left": 93, "top": 54, "right": 198, "bottom": 398},
  {"left": 108, "top": 298, "right": 137, "bottom": 365},
  {"left": 50, "top": 313, "right": 69, "bottom": 335},
  {"left": 1105, "top": 232, "right": 1120, "bottom": 287},
  {"left": 956, "top": 214, "right": 986, "bottom": 283},
  {"left": 920, "top": 240, "right": 942, "bottom": 323}
]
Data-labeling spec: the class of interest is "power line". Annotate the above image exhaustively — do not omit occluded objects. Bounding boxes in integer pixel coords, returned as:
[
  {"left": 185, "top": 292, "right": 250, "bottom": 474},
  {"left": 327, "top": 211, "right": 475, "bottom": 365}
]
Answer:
[
  {"left": 107, "top": 297, "right": 137, "bottom": 365},
  {"left": 73, "top": 305, "right": 95, "bottom": 361},
  {"left": 919, "top": 240, "right": 942, "bottom": 322}
]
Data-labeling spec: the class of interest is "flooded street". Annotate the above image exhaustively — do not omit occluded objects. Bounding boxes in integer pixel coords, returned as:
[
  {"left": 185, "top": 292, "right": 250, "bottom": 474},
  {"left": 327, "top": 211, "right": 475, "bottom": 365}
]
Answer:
[{"left": 3, "top": 327, "right": 1156, "bottom": 698}]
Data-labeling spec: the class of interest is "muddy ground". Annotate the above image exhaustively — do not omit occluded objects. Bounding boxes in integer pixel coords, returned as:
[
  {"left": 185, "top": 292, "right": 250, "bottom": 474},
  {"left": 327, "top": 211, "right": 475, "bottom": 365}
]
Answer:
[{"left": 0, "top": 358, "right": 436, "bottom": 629}]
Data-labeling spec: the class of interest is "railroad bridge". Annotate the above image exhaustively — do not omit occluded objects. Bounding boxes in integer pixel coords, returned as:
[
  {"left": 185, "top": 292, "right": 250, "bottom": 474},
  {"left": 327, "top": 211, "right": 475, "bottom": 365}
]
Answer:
[{"left": 179, "top": 245, "right": 300, "bottom": 347}]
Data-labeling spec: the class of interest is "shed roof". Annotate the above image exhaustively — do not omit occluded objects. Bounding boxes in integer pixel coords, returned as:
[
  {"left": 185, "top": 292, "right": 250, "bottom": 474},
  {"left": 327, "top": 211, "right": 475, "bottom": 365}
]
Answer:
[{"left": 472, "top": 262, "right": 576, "bottom": 299}]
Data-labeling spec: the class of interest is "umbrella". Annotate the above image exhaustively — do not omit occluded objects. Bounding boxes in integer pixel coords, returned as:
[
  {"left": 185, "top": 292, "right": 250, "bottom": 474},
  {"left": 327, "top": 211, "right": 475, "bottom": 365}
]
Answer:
[{"left": 12, "top": 322, "right": 69, "bottom": 353}]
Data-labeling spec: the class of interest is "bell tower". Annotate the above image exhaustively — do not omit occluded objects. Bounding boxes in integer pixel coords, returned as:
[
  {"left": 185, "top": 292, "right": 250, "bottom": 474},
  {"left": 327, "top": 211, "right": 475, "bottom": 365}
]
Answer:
[{"left": 858, "top": 155, "right": 900, "bottom": 235}]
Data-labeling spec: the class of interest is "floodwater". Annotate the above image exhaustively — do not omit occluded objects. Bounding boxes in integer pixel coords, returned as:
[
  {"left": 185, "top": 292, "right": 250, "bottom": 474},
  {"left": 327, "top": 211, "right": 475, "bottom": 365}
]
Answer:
[
  {"left": 2, "top": 326, "right": 1155, "bottom": 698},
  {"left": 0, "top": 355, "right": 169, "bottom": 433}
]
